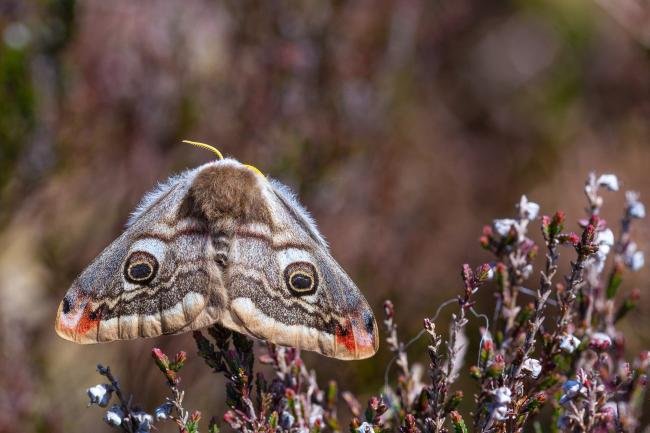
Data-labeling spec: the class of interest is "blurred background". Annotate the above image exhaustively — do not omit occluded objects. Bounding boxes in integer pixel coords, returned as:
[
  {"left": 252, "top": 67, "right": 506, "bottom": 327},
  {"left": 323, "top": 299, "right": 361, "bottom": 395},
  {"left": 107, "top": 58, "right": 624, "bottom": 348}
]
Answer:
[{"left": 1, "top": 1, "right": 649, "bottom": 431}]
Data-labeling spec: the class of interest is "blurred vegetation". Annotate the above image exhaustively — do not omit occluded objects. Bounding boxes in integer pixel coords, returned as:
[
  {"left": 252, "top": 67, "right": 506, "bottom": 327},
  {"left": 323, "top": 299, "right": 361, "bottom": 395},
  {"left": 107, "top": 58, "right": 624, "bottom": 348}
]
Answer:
[
  {"left": 0, "top": 28, "right": 33, "bottom": 189},
  {"left": 0, "top": 1, "right": 649, "bottom": 432}
]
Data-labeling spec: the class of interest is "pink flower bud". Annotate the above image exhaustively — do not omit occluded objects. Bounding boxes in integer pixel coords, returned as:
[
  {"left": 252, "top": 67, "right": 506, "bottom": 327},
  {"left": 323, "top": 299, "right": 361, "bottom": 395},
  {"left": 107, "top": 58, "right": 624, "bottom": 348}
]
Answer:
[{"left": 590, "top": 332, "right": 612, "bottom": 351}]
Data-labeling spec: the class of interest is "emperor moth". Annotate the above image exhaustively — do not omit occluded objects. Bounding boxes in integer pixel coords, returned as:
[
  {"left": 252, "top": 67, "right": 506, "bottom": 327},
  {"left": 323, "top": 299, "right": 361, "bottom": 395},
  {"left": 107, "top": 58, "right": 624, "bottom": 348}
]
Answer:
[{"left": 55, "top": 146, "right": 378, "bottom": 360}]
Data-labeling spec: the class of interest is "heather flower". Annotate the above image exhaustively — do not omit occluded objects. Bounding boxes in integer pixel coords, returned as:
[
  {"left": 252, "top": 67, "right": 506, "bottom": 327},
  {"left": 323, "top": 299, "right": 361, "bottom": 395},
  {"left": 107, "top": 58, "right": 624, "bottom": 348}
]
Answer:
[
  {"left": 87, "top": 384, "right": 113, "bottom": 407},
  {"left": 596, "top": 228, "right": 615, "bottom": 247},
  {"left": 629, "top": 202, "right": 646, "bottom": 219},
  {"left": 623, "top": 242, "right": 645, "bottom": 271},
  {"left": 154, "top": 402, "right": 173, "bottom": 421},
  {"left": 479, "top": 331, "right": 494, "bottom": 355},
  {"left": 491, "top": 404, "right": 508, "bottom": 421},
  {"left": 589, "top": 332, "right": 612, "bottom": 350},
  {"left": 599, "top": 402, "right": 618, "bottom": 419},
  {"left": 356, "top": 422, "right": 375, "bottom": 433},
  {"left": 309, "top": 405, "right": 324, "bottom": 426},
  {"left": 518, "top": 195, "right": 540, "bottom": 220},
  {"left": 590, "top": 258, "right": 606, "bottom": 275},
  {"left": 626, "top": 191, "right": 646, "bottom": 219},
  {"left": 486, "top": 354, "right": 505, "bottom": 377},
  {"left": 521, "top": 358, "right": 542, "bottom": 379},
  {"left": 103, "top": 405, "right": 124, "bottom": 427},
  {"left": 594, "top": 228, "right": 615, "bottom": 261},
  {"left": 449, "top": 411, "right": 468, "bottom": 433},
  {"left": 542, "top": 211, "right": 566, "bottom": 239},
  {"left": 559, "top": 334, "right": 581, "bottom": 353},
  {"left": 559, "top": 380, "right": 584, "bottom": 404},
  {"left": 628, "top": 251, "right": 644, "bottom": 271},
  {"left": 493, "top": 219, "right": 517, "bottom": 237},
  {"left": 280, "top": 411, "right": 295, "bottom": 429},
  {"left": 133, "top": 411, "right": 154, "bottom": 432},
  {"left": 151, "top": 347, "right": 170, "bottom": 370},
  {"left": 485, "top": 265, "right": 495, "bottom": 281},
  {"left": 597, "top": 174, "right": 620, "bottom": 191},
  {"left": 493, "top": 387, "right": 512, "bottom": 404},
  {"left": 558, "top": 232, "right": 581, "bottom": 246}
]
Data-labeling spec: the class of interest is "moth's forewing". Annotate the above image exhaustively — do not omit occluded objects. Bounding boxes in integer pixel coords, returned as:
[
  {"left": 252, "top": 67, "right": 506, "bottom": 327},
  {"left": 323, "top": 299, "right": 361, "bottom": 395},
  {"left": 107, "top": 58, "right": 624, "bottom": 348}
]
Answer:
[{"left": 55, "top": 171, "right": 222, "bottom": 343}]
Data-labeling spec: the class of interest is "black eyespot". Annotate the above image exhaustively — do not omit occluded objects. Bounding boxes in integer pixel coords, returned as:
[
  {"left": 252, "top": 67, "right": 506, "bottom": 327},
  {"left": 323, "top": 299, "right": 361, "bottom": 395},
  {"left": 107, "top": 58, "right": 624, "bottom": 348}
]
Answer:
[
  {"left": 291, "top": 273, "right": 312, "bottom": 290},
  {"left": 62, "top": 296, "right": 72, "bottom": 314},
  {"left": 130, "top": 263, "right": 152, "bottom": 279},
  {"left": 284, "top": 262, "right": 319, "bottom": 296},
  {"left": 124, "top": 251, "right": 159, "bottom": 285}
]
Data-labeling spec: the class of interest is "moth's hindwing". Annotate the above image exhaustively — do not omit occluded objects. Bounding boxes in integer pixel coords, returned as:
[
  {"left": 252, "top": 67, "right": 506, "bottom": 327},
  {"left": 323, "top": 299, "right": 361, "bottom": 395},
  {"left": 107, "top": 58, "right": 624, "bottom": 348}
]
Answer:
[{"left": 55, "top": 158, "right": 378, "bottom": 360}]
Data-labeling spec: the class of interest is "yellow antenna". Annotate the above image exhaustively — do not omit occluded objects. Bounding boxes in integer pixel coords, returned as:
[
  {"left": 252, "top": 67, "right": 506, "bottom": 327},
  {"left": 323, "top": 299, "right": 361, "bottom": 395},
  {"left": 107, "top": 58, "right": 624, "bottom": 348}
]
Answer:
[
  {"left": 183, "top": 139, "right": 265, "bottom": 177},
  {"left": 244, "top": 164, "right": 264, "bottom": 177},
  {"left": 183, "top": 140, "right": 224, "bottom": 160}
]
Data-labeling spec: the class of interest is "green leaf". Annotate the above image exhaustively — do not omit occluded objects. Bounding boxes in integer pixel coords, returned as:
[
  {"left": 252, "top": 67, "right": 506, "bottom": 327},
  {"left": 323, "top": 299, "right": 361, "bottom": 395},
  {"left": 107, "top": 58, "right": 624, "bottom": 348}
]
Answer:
[
  {"left": 606, "top": 265, "right": 623, "bottom": 299},
  {"left": 208, "top": 417, "right": 220, "bottom": 433},
  {"left": 268, "top": 411, "right": 278, "bottom": 429}
]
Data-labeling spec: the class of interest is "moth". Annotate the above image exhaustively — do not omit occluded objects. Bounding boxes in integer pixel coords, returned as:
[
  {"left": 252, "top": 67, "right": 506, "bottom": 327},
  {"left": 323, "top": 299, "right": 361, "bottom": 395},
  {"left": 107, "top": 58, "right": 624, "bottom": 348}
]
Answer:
[{"left": 55, "top": 144, "right": 378, "bottom": 360}]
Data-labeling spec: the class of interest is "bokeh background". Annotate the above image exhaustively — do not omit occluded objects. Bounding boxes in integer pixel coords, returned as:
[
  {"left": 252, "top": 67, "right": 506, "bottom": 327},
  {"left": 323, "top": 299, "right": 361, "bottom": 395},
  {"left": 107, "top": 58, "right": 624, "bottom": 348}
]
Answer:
[{"left": 1, "top": 1, "right": 649, "bottom": 432}]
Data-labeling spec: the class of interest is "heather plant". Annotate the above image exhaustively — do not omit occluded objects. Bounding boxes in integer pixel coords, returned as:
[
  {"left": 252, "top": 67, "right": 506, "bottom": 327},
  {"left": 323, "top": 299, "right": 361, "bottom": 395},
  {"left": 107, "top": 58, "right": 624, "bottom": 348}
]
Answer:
[{"left": 84, "top": 172, "right": 648, "bottom": 433}]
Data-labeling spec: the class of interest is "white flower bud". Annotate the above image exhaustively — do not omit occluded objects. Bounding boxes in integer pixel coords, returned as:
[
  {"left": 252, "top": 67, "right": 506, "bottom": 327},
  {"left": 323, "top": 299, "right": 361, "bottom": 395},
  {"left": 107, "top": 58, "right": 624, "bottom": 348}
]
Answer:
[
  {"left": 627, "top": 250, "right": 644, "bottom": 271},
  {"left": 104, "top": 405, "right": 124, "bottom": 427},
  {"left": 597, "top": 245, "right": 610, "bottom": 259},
  {"left": 309, "top": 405, "right": 324, "bottom": 427},
  {"left": 629, "top": 201, "right": 646, "bottom": 219},
  {"left": 621, "top": 242, "right": 645, "bottom": 271},
  {"left": 590, "top": 255, "right": 606, "bottom": 274},
  {"left": 493, "top": 387, "right": 512, "bottom": 404},
  {"left": 559, "top": 379, "right": 585, "bottom": 405},
  {"left": 596, "top": 229, "right": 615, "bottom": 247},
  {"left": 281, "top": 411, "right": 295, "bottom": 430},
  {"left": 626, "top": 191, "right": 645, "bottom": 219},
  {"left": 356, "top": 422, "right": 375, "bottom": 433},
  {"left": 521, "top": 264, "right": 534, "bottom": 279},
  {"left": 562, "top": 380, "right": 582, "bottom": 397},
  {"left": 521, "top": 358, "right": 542, "bottom": 379},
  {"left": 597, "top": 174, "right": 619, "bottom": 191},
  {"left": 491, "top": 404, "right": 508, "bottom": 421},
  {"left": 133, "top": 411, "right": 154, "bottom": 432},
  {"left": 593, "top": 228, "right": 615, "bottom": 264},
  {"left": 559, "top": 334, "right": 581, "bottom": 354},
  {"left": 493, "top": 219, "right": 517, "bottom": 237},
  {"left": 154, "top": 402, "right": 173, "bottom": 421},
  {"left": 87, "top": 384, "right": 113, "bottom": 407},
  {"left": 518, "top": 195, "right": 540, "bottom": 220}
]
